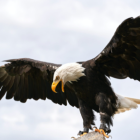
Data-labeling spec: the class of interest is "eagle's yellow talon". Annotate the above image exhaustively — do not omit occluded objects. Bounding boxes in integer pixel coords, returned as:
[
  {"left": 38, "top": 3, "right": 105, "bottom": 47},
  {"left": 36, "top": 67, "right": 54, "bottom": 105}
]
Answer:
[
  {"left": 80, "top": 132, "right": 87, "bottom": 137},
  {"left": 95, "top": 128, "right": 109, "bottom": 138}
]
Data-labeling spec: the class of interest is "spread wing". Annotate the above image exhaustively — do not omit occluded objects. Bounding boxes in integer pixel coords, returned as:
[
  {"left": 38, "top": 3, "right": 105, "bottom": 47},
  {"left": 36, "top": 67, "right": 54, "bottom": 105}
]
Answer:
[
  {"left": 0, "top": 58, "right": 79, "bottom": 107},
  {"left": 93, "top": 16, "right": 140, "bottom": 81}
]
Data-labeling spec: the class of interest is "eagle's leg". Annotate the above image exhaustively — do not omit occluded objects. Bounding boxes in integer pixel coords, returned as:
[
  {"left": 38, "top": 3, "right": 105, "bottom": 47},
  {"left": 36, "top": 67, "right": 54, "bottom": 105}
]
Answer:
[
  {"left": 96, "top": 93, "right": 115, "bottom": 138},
  {"left": 78, "top": 99, "right": 95, "bottom": 137}
]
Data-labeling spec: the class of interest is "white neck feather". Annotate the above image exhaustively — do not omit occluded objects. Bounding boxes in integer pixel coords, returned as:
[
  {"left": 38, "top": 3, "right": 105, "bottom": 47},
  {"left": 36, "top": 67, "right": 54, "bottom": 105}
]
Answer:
[{"left": 53, "top": 63, "right": 85, "bottom": 84}]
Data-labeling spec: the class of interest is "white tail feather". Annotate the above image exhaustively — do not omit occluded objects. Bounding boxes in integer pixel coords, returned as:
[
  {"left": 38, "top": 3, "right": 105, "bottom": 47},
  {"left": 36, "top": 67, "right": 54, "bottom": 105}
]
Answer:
[
  {"left": 115, "top": 94, "right": 140, "bottom": 114},
  {"left": 125, "top": 97, "right": 140, "bottom": 104}
]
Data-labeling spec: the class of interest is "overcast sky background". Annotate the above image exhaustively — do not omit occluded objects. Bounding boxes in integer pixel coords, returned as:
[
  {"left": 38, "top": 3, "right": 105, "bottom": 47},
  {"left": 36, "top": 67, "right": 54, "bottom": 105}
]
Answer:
[{"left": 0, "top": 0, "right": 140, "bottom": 140}]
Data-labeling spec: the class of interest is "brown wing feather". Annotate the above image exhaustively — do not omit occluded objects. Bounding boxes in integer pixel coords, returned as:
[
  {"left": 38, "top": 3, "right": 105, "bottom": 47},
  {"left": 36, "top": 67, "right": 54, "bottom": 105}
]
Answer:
[
  {"left": 0, "top": 58, "right": 79, "bottom": 108},
  {"left": 93, "top": 16, "right": 140, "bottom": 81}
]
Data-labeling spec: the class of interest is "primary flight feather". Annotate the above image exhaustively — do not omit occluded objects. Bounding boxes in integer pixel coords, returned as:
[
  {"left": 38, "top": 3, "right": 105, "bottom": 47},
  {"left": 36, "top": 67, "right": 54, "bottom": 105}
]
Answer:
[{"left": 0, "top": 16, "right": 140, "bottom": 138}]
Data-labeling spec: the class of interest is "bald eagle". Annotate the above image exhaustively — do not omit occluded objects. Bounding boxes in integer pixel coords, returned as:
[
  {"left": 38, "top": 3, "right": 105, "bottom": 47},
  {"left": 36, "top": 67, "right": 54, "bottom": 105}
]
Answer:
[{"left": 1, "top": 16, "right": 140, "bottom": 138}]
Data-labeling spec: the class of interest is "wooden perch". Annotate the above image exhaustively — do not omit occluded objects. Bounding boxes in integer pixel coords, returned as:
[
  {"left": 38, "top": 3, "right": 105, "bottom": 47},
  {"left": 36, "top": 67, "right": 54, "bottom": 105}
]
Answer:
[{"left": 71, "top": 131, "right": 106, "bottom": 140}]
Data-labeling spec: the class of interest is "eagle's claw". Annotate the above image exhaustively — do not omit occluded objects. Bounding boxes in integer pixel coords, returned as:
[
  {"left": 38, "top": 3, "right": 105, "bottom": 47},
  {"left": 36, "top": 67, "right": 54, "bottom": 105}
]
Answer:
[
  {"left": 95, "top": 128, "right": 111, "bottom": 138},
  {"left": 77, "top": 131, "right": 87, "bottom": 137}
]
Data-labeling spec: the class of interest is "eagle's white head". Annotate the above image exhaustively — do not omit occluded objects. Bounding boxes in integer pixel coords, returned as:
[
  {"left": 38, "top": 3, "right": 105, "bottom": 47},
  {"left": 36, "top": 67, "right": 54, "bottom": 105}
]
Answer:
[{"left": 51, "top": 63, "right": 85, "bottom": 93}]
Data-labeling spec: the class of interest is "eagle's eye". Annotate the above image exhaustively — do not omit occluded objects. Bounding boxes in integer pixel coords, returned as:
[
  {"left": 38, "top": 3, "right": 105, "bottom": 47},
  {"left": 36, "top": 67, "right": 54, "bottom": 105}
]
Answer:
[{"left": 55, "top": 76, "right": 60, "bottom": 81}]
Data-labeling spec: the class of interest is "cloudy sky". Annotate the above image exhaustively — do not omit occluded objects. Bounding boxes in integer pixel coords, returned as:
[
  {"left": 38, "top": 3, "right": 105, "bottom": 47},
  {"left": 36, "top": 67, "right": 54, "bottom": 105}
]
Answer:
[{"left": 0, "top": 0, "right": 140, "bottom": 140}]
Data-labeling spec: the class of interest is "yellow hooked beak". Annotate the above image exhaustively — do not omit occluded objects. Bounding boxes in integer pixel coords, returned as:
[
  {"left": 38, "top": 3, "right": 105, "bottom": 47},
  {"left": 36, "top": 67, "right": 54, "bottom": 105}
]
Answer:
[{"left": 51, "top": 80, "right": 65, "bottom": 93}]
